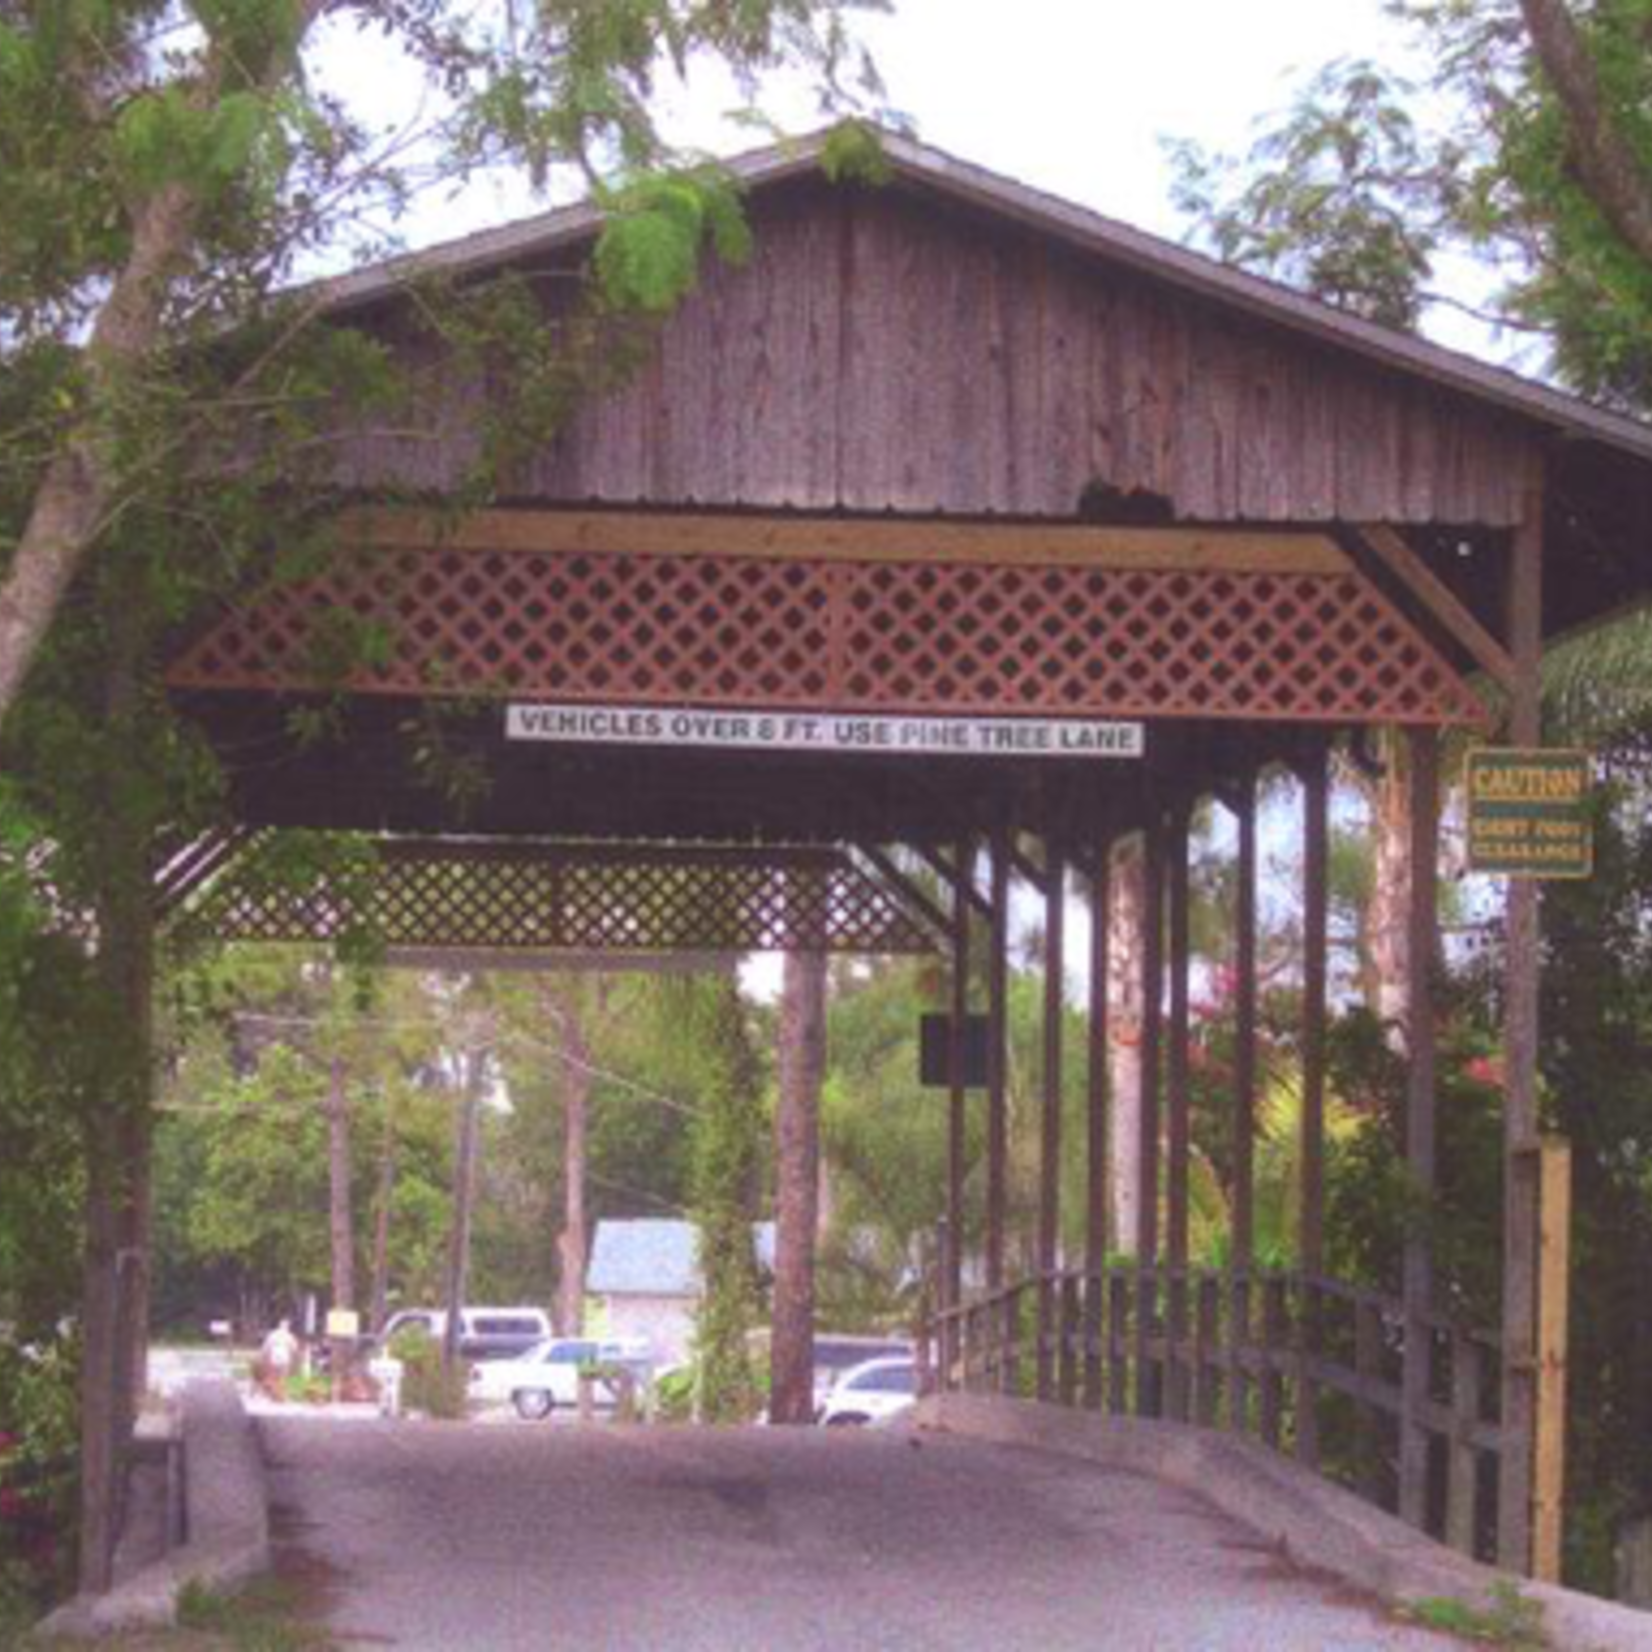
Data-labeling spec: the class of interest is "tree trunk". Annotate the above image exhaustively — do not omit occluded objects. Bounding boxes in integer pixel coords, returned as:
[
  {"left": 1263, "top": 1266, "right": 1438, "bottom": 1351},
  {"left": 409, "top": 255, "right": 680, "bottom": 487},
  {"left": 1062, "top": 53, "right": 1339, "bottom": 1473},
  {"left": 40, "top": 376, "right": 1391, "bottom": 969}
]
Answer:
[
  {"left": 1519, "top": 0, "right": 1652, "bottom": 269},
  {"left": 770, "top": 951, "right": 826, "bottom": 1425},
  {"left": 1357, "top": 740, "right": 1414, "bottom": 1040},
  {"left": 368, "top": 1105, "right": 398, "bottom": 1335},
  {"left": 326, "top": 1056, "right": 356, "bottom": 1314},
  {"left": 553, "top": 990, "right": 592, "bottom": 1337},
  {"left": 77, "top": 1127, "right": 122, "bottom": 1596},
  {"left": 1107, "top": 841, "right": 1145, "bottom": 1254},
  {"left": 441, "top": 1041, "right": 487, "bottom": 1374}
]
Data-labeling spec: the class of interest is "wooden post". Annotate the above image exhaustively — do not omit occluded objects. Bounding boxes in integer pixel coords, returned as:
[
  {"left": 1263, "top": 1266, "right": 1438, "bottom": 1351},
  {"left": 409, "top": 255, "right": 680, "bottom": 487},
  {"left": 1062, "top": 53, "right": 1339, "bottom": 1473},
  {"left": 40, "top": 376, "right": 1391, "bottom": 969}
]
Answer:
[
  {"left": 1231, "top": 771, "right": 1258, "bottom": 1434},
  {"left": 1166, "top": 803, "right": 1193, "bottom": 1423},
  {"left": 1086, "top": 840, "right": 1111, "bottom": 1279},
  {"left": 946, "top": 840, "right": 971, "bottom": 1337},
  {"left": 1036, "top": 844, "right": 1066, "bottom": 1401},
  {"left": 1400, "top": 725, "right": 1441, "bottom": 1530},
  {"left": 1533, "top": 1137, "right": 1572, "bottom": 1583},
  {"left": 1135, "top": 816, "right": 1165, "bottom": 1417},
  {"left": 1298, "top": 746, "right": 1330, "bottom": 1468},
  {"left": 1085, "top": 836, "right": 1112, "bottom": 1410},
  {"left": 987, "top": 827, "right": 1011, "bottom": 1293},
  {"left": 1500, "top": 463, "right": 1546, "bottom": 1573}
]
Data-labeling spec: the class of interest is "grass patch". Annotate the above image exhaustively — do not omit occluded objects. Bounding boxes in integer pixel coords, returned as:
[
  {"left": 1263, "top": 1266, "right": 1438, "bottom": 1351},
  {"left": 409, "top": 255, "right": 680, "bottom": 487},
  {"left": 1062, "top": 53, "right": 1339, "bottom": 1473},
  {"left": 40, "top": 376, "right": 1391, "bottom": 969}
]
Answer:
[
  {"left": 18, "top": 1575, "right": 334, "bottom": 1652},
  {"left": 1399, "top": 1580, "right": 1548, "bottom": 1647}
]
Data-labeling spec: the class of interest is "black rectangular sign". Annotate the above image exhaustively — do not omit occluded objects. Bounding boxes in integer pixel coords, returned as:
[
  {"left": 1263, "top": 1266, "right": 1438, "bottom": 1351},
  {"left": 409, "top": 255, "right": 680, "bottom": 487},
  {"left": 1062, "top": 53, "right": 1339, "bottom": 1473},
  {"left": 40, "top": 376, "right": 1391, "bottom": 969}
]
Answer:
[{"left": 919, "top": 1013, "right": 991, "bottom": 1089}]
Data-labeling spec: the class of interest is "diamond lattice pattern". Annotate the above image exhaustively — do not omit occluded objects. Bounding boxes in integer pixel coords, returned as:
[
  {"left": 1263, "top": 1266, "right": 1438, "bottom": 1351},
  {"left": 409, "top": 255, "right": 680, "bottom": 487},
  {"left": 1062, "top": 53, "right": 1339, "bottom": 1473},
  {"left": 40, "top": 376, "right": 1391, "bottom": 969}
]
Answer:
[
  {"left": 168, "top": 546, "right": 1483, "bottom": 725},
  {"left": 187, "top": 843, "right": 938, "bottom": 955}
]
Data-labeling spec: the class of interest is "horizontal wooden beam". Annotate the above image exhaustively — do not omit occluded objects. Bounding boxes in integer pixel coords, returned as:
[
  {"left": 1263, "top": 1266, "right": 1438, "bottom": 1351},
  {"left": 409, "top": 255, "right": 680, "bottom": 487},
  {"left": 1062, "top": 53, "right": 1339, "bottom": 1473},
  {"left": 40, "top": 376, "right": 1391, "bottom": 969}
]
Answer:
[
  {"left": 345, "top": 506, "right": 1352, "bottom": 576},
  {"left": 1354, "top": 524, "right": 1514, "bottom": 690},
  {"left": 382, "top": 948, "right": 736, "bottom": 975}
]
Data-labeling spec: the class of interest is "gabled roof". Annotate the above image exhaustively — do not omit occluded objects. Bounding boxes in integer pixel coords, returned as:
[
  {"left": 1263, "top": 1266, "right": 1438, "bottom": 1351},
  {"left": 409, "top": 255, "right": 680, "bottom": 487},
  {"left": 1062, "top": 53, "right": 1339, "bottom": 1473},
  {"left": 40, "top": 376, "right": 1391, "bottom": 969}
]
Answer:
[
  {"left": 316, "top": 127, "right": 1652, "bottom": 465},
  {"left": 588, "top": 1218, "right": 778, "bottom": 1297}
]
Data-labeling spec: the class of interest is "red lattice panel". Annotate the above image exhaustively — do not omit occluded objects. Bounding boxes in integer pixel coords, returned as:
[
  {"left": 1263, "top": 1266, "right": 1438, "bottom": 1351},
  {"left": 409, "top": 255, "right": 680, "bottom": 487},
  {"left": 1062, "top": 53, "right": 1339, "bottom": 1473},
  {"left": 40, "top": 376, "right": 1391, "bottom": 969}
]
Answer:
[
  {"left": 182, "top": 841, "right": 938, "bottom": 956},
  {"left": 168, "top": 546, "right": 1484, "bottom": 725}
]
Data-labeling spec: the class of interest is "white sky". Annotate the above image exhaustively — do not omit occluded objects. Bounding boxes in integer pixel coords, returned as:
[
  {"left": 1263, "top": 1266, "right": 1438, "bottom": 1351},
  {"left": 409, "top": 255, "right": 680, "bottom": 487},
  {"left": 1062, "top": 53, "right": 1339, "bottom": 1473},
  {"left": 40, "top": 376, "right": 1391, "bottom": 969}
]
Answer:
[{"left": 344, "top": 0, "right": 1416, "bottom": 282}]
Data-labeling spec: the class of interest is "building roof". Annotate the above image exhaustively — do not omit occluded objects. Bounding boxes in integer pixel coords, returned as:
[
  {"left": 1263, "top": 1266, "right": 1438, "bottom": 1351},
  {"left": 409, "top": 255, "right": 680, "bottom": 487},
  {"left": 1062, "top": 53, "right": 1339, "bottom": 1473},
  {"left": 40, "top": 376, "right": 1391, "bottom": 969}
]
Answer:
[
  {"left": 315, "top": 126, "right": 1652, "bottom": 466},
  {"left": 587, "top": 1218, "right": 778, "bottom": 1298}
]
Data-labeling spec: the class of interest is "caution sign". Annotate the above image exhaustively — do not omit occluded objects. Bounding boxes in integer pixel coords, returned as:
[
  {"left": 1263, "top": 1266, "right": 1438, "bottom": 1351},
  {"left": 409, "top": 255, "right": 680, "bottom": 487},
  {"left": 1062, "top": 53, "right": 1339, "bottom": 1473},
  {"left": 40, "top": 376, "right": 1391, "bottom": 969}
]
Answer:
[{"left": 1466, "top": 748, "right": 1592, "bottom": 879}]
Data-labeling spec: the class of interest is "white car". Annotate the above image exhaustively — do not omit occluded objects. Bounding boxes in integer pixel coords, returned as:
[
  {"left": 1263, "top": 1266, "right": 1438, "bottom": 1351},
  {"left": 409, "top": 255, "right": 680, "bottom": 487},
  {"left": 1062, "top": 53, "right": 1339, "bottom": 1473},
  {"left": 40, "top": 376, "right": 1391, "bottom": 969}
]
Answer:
[
  {"left": 469, "top": 1336, "right": 653, "bottom": 1420},
  {"left": 817, "top": 1356, "right": 918, "bottom": 1426}
]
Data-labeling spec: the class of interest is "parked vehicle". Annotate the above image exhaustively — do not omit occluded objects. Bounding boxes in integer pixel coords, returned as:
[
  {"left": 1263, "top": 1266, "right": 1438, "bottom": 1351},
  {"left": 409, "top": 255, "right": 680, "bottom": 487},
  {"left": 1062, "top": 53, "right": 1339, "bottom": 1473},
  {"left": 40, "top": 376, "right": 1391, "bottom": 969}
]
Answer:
[
  {"left": 810, "top": 1336, "right": 913, "bottom": 1417},
  {"left": 469, "top": 1336, "right": 655, "bottom": 1419},
  {"left": 817, "top": 1356, "right": 918, "bottom": 1427},
  {"left": 378, "top": 1306, "right": 552, "bottom": 1363}
]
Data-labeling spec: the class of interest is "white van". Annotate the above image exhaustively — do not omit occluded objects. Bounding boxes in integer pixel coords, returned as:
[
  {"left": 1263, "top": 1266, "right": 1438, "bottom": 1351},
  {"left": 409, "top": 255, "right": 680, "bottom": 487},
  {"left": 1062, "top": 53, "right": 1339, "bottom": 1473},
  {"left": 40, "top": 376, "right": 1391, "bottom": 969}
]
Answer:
[{"left": 380, "top": 1306, "right": 552, "bottom": 1362}]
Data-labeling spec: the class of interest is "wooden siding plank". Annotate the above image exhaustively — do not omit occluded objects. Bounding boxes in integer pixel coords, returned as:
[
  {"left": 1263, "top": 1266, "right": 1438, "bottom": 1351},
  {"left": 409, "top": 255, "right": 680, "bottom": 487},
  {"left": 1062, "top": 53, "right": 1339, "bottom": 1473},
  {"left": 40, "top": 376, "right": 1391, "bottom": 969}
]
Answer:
[{"left": 325, "top": 186, "right": 1546, "bottom": 527}]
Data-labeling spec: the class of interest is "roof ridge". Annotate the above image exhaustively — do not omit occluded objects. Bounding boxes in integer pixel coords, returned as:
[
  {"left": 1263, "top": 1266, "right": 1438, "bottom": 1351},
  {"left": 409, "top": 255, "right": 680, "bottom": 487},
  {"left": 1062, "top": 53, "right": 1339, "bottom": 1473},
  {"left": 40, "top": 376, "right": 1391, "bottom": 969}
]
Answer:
[{"left": 311, "top": 124, "right": 1652, "bottom": 463}]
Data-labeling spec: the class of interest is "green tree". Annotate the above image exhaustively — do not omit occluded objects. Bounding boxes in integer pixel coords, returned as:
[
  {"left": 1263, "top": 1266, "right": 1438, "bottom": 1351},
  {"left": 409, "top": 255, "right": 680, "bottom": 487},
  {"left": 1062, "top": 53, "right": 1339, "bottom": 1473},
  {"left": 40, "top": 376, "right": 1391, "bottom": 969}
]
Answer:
[
  {"left": 681, "top": 974, "right": 766, "bottom": 1423},
  {"left": 0, "top": 0, "right": 886, "bottom": 725},
  {"left": 1168, "top": 1, "right": 1652, "bottom": 402}
]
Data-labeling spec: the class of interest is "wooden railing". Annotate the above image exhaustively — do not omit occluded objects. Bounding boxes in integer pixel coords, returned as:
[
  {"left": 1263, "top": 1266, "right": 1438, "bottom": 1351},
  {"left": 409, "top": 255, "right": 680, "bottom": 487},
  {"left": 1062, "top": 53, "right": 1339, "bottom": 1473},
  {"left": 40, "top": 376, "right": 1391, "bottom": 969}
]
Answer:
[{"left": 930, "top": 1266, "right": 1506, "bottom": 1562}]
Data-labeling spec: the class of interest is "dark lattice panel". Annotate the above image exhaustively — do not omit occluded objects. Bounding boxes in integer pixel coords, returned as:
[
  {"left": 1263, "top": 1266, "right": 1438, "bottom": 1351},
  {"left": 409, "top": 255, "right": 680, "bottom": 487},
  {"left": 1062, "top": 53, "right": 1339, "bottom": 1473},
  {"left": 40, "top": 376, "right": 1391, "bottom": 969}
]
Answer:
[
  {"left": 168, "top": 545, "right": 1484, "bottom": 725},
  {"left": 183, "top": 841, "right": 939, "bottom": 956}
]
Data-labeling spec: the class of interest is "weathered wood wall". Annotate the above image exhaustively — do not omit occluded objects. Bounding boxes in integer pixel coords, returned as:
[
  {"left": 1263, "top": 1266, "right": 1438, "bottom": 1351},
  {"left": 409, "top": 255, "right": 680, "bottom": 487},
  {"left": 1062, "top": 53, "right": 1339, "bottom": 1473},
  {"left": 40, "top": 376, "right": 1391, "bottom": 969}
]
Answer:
[{"left": 332, "top": 179, "right": 1534, "bottom": 526}]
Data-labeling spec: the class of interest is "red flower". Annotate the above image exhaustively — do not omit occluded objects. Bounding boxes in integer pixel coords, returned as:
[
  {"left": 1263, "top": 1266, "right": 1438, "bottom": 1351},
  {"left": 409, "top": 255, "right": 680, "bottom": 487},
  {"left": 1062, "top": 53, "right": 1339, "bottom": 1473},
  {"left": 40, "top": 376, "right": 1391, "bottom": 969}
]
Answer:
[{"left": 1464, "top": 1055, "right": 1506, "bottom": 1089}]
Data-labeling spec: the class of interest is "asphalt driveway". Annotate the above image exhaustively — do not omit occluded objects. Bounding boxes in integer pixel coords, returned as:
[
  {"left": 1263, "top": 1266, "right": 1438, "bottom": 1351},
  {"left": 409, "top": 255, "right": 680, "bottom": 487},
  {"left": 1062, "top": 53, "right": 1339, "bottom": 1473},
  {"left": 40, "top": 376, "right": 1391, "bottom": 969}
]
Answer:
[{"left": 262, "top": 1416, "right": 1464, "bottom": 1651}]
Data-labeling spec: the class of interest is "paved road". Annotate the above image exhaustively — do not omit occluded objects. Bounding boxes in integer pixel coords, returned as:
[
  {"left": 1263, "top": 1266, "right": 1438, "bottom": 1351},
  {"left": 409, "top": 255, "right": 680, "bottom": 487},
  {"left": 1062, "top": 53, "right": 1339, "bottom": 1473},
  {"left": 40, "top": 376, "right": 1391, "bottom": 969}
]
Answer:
[{"left": 263, "top": 1417, "right": 1465, "bottom": 1652}]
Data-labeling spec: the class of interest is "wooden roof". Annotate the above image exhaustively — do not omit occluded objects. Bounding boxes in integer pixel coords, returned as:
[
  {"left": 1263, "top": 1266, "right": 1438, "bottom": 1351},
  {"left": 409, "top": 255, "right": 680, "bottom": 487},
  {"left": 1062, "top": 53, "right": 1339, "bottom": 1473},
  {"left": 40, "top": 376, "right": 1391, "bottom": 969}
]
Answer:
[{"left": 318, "top": 127, "right": 1652, "bottom": 466}]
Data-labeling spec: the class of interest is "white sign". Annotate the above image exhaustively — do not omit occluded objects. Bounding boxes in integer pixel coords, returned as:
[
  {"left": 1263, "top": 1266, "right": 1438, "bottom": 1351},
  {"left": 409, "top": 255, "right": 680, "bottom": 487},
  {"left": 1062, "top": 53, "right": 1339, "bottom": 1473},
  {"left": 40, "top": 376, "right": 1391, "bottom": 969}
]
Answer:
[{"left": 506, "top": 703, "right": 1145, "bottom": 760}]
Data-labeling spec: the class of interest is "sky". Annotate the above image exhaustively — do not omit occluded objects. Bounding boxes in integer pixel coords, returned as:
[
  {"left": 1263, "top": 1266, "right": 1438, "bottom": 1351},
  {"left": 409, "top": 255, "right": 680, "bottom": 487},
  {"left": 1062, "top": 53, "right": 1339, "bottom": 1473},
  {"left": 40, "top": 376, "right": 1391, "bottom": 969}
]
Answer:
[{"left": 343, "top": 0, "right": 1417, "bottom": 289}]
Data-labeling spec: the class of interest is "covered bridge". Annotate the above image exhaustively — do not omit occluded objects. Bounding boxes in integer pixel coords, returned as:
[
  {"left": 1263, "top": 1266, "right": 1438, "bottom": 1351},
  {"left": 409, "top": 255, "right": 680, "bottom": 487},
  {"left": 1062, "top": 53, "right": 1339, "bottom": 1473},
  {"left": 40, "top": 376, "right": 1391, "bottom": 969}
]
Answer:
[{"left": 163, "top": 128, "right": 1652, "bottom": 1581}]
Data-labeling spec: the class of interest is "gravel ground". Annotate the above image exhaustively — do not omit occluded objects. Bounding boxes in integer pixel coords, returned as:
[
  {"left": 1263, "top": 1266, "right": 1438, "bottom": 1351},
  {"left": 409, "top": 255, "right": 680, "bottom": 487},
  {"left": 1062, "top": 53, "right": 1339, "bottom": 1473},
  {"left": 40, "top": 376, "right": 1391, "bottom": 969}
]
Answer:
[{"left": 262, "top": 1416, "right": 1468, "bottom": 1652}]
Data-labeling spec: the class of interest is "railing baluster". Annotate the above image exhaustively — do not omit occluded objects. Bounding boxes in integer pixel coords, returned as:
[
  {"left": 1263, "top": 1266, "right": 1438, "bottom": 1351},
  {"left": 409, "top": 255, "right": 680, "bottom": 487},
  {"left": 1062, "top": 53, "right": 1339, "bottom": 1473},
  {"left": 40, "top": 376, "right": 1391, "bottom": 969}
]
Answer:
[
  {"left": 1260, "top": 1275, "right": 1288, "bottom": 1450},
  {"left": 1227, "top": 1270, "right": 1252, "bottom": 1437},
  {"left": 1082, "top": 1271, "right": 1104, "bottom": 1410},
  {"left": 1194, "top": 1273, "right": 1221, "bottom": 1427},
  {"left": 1446, "top": 1331, "right": 1483, "bottom": 1557},
  {"left": 1297, "top": 1274, "right": 1321, "bottom": 1469},
  {"left": 1355, "top": 1295, "right": 1387, "bottom": 1505},
  {"left": 1057, "top": 1274, "right": 1080, "bottom": 1406},
  {"left": 1109, "top": 1271, "right": 1131, "bottom": 1415}
]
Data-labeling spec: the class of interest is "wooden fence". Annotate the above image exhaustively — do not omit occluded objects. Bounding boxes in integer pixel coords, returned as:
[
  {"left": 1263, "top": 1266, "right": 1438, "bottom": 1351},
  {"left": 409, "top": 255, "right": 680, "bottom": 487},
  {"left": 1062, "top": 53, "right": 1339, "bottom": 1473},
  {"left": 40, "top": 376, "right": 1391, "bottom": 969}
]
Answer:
[{"left": 931, "top": 1266, "right": 1507, "bottom": 1563}]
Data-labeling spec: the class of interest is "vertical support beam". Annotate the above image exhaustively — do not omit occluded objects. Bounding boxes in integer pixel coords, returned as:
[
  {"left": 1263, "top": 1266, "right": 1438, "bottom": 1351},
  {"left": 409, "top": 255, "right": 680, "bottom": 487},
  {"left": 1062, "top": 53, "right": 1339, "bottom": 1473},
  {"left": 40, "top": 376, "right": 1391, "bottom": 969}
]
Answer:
[
  {"left": 1298, "top": 745, "right": 1330, "bottom": 1468},
  {"left": 1230, "top": 771, "right": 1259, "bottom": 1434},
  {"left": 946, "top": 839, "right": 971, "bottom": 1332},
  {"left": 1085, "top": 837, "right": 1112, "bottom": 1409},
  {"left": 1500, "top": 462, "right": 1546, "bottom": 1572},
  {"left": 987, "top": 827, "right": 1011, "bottom": 1293},
  {"left": 1135, "top": 815, "right": 1165, "bottom": 1417},
  {"left": 1166, "top": 803, "right": 1193, "bottom": 1422},
  {"left": 1037, "top": 844, "right": 1066, "bottom": 1402},
  {"left": 1533, "top": 1136, "right": 1573, "bottom": 1583},
  {"left": 1399, "top": 724, "right": 1441, "bottom": 1530}
]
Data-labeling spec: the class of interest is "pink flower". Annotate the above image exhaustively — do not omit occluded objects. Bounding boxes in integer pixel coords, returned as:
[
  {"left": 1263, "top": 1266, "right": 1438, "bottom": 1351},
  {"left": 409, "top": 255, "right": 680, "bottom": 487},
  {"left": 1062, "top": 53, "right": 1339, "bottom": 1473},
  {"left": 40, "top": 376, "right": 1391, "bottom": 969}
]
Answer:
[{"left": 1464, "top": 1055, "right": 1505, "bottom": 1089}]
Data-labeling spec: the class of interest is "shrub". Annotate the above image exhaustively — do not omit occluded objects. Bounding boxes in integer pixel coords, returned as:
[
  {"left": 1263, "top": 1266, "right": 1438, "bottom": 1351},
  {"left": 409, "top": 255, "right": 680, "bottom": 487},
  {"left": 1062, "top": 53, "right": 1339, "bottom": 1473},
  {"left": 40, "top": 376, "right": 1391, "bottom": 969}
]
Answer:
[
  {"left": 0, "top": 1332, "right": 79, "bottom": 1613},
  {"left": 387, "top": 1328, "right": 467, "bottom": 1420}
]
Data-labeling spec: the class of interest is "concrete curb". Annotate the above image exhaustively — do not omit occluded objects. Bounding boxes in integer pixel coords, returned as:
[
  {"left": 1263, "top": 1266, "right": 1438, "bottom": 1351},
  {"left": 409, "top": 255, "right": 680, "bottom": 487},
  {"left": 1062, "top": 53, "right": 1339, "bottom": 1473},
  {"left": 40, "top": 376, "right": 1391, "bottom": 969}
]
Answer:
[
  {"left": 916, "top": 1394, "right": 1652, "bottom": 1652},
  {"left": 40, "top": 1379, "right": 270, "bottom": 1638}
]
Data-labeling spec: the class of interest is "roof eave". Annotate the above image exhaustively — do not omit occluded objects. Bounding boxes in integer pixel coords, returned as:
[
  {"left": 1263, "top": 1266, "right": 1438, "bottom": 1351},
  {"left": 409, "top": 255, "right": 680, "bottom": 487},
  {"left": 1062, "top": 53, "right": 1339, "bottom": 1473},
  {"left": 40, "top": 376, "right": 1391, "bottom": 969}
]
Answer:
[{"left": 309, "top": 127, "right": 1652, "bottom": 468}]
